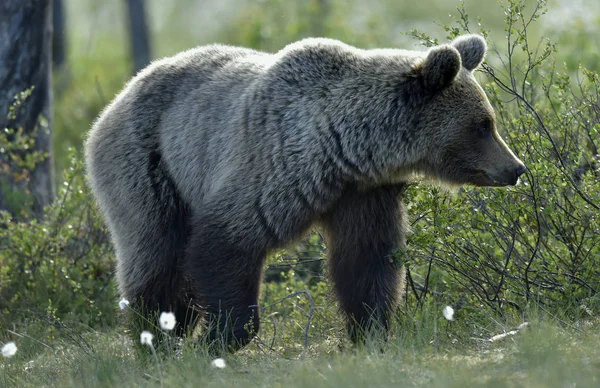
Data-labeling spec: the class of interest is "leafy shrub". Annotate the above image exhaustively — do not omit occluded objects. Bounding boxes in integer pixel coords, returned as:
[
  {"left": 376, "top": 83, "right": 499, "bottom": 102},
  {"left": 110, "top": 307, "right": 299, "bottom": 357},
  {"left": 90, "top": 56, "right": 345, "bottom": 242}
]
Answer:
[
  {"left": 0, "top": 149, "right": 116, "bottom": 330},
  {"left": 402, "top": 0, "right": 599, "bottom": 318}
]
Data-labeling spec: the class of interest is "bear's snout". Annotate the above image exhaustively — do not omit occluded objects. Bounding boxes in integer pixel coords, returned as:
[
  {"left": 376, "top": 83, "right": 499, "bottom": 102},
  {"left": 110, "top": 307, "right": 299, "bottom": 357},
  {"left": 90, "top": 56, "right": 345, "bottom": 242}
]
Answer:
[
  {"left": 515, "top": 164, "right": 526, "bottom": 178},
  {"left": 507, "top": 162, "right": 527, "bottom": 185},
  {"left": 492, "top": 162, "right": 526, "bottom": 186}
]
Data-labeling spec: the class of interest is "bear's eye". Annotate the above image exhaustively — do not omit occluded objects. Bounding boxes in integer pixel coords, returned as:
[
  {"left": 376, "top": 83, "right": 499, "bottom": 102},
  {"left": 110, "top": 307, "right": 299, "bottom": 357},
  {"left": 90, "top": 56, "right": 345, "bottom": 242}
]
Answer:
[{"left": 477, "top": 119, "right": 493, "bottom": 139}]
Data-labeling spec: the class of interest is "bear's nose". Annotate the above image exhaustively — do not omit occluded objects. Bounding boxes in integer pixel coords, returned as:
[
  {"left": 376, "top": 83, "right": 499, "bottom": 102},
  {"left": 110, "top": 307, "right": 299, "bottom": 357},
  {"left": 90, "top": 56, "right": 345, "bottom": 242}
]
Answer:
[{"left": 515, "top": 164, "right": 526, "bottom": 177}]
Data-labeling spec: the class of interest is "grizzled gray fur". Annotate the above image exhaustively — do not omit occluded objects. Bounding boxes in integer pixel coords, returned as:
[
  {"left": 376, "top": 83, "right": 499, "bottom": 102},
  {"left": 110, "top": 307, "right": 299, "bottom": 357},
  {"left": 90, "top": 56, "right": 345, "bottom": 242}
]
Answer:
[{"left": 84, "top": 34, "right": 525, "bottom": 351}]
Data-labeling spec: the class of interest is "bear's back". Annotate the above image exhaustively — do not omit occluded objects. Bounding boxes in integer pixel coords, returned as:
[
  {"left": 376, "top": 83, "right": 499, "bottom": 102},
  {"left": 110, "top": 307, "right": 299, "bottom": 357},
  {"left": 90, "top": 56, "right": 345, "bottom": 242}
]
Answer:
[
  {"left": 90, "top": 44, "right": 271, "bottom": 149},
  {"left": 152, "top": 45, "right": 277, "bottom": 205},
  {"left": 85, "top": 44, "right": 273, "bottom": 212}
]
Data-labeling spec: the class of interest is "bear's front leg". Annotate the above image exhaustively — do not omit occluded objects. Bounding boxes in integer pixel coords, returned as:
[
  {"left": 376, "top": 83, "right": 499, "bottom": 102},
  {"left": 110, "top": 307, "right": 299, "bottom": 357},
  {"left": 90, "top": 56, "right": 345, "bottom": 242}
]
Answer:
[
  {"left": 184, "top": 203, "right": 269, "bottom": 354},
  {"left": 322, "top": 184, "right": 408, "bottom": 345}
]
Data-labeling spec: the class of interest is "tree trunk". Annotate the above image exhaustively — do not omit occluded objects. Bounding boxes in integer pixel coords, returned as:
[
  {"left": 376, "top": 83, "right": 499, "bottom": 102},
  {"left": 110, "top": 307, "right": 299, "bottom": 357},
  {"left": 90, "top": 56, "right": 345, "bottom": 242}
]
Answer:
[
  {"left": 52, "top": 0, "right": 66, "bottom": 71},
  {"left": 0, "top": 0, "right": 55, "bottom": 219},
  {"left": 125, "top": 0, "right": 152, "bottom": 74},
  {"left": 52, "top": 0, "right": 70, "bottom": 94}
]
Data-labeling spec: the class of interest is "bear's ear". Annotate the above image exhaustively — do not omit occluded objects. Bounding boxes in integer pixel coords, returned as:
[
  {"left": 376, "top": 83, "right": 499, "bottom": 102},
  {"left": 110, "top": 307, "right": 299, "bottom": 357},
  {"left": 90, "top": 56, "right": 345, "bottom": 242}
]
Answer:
[
  {"left": 451, "top": 34, "right": 487, "bottom": 71},
  {"left": 420, "top": 45, "right": 461, "bottom": 91}
]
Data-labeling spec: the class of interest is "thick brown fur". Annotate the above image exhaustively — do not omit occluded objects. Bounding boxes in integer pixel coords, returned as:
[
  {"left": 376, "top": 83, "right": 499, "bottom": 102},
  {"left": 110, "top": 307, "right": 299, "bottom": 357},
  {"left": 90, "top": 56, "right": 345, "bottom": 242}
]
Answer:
[{"left": 84, "top": 34, "right": 525, "bottom": 352}]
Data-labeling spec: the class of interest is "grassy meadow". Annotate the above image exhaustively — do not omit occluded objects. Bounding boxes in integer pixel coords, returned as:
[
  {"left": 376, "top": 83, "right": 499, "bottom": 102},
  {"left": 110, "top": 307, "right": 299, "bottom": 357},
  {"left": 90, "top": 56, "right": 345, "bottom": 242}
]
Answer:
[
  {"left": 3, "top": 313, "right": 600, "bottom": 387},
  {"left": 2, "top": 0, "right": 600, "bottom": 387}
]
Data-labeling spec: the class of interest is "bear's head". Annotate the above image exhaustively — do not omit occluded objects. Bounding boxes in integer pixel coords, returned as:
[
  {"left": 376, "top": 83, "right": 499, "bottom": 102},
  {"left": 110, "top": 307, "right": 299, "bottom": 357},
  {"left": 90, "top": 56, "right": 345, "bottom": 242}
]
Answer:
[{"left": 406, "top": 34, "right": 526, "bottom": 188}]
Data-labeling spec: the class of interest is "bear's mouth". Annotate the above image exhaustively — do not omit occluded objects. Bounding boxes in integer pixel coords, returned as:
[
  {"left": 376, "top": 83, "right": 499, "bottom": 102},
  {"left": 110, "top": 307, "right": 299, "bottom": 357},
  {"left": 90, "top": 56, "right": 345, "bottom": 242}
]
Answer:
[
  {"left": 470, "top": 169, "right": 519, "bottom": 187},
  {"left": 424, "top": 163, "right": 520, "bottom": 188}
]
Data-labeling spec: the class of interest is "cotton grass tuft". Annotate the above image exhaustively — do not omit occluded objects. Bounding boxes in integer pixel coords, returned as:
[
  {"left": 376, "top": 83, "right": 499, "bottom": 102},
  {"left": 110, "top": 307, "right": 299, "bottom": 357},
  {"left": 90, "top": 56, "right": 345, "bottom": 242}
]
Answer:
[
  {"left": 442, "top": 306, "right": 455, "bottom": 321},
  {"left": 159, "top": 312, "right": 176, "bottom": 331},
  {"left": 118, "top": 298, "right": 130, "bottom": 310},
  {"left": 2, "top": 342, "right": 17, "bottom": 358},
  {"left": 140, "top": 331, "right": 154, "bottom": 346},
  {"left": 211, "top": 358, "right": 226, "bottom": 369}
]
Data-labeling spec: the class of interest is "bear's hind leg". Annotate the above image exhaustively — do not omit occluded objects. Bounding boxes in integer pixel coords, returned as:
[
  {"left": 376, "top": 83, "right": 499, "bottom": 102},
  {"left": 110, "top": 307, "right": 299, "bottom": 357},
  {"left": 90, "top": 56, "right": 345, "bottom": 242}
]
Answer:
[
  {"left": 111, "top": 203, "right": 199, "bottom": 338},
  {"left": 94, "top": 165, "right": 198, "bottom": 338},
  {"left": 322, "top": 184, "right": 408, "bottom": 345}
]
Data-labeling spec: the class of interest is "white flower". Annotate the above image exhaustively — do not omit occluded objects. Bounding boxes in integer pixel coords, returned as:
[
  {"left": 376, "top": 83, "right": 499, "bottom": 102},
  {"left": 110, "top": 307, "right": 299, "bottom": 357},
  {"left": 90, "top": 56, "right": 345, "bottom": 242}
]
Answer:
[
  {"left": 159, "top": 312, "right": 176, "bottom": 331},
  {"left": 211, "top": 358, "right": 226, "bottom": 369},
  {"left": 118, "top": 298, "right": 130, "bottom": 310},
  {"left": 442, "top": 305, "right": 455, "bottom": 321},
  {"left": 2, "top": 342, "right": 17, "bottom": 358},
  {"left": 140, "top": 331, "right": 154, "bottom": 346}
]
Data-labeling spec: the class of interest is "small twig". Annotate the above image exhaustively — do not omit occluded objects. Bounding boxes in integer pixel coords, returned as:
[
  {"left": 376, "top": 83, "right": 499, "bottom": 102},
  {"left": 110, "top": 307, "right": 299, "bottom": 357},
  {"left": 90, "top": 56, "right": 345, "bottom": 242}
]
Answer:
[
  {"left": 141, "top": 372, "right": 161, "bottom": 382},
  {"left": 27, "top": 309, "right": 94, "bottom": 353},
  {"left": 252, "top": 290, "right": 315, "bottom": 352},
  {"left": 7, "top": 329, "right": 52, "bottom": 349},
  {"left": 147, "top": 343, "right": 163, "bottom": 387},
  {"left": 405, "top": 267, "right": 421, "bottom": 304},
  {"left": 488, "top": 322, "right": 529, "bottom": 342},
  {"left": 268, "top": 313, "right": 278, "bottom": 350},
  {"left": 253, "top": 313, "right": 279, "bottom": 353},
  {"left": 94, "top": 76, "right": 106, "bottom": 106}
]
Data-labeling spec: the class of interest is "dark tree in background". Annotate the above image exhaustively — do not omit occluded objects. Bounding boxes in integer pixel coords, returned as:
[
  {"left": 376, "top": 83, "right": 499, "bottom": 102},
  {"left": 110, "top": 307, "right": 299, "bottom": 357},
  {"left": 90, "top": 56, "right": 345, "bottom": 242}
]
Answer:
[
  {"left": 0, "top": 0, "right": 56, "bottom": 218},
  {"left": 125, "top": 0, "right": 152, "bottom": 74},
  {"left": 52, "top": 0, "right": 66, "bottom": 72},
  {"left": 52, "top": 0, "right": 70, "bottom": 94}
]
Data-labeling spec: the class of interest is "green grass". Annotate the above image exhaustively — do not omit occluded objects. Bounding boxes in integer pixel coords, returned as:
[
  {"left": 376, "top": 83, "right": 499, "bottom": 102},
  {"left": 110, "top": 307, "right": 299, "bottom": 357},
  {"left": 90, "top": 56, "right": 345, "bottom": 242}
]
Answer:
[{"left": 2, "top": 313, "right": 600, "bottom": 387}]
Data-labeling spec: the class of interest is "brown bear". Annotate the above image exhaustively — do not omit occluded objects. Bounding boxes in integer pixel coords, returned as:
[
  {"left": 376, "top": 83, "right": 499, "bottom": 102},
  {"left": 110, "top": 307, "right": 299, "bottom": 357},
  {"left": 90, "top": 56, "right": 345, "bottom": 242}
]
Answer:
[{"left": 84, "top": 34, "right": 525, "bottom": 351}]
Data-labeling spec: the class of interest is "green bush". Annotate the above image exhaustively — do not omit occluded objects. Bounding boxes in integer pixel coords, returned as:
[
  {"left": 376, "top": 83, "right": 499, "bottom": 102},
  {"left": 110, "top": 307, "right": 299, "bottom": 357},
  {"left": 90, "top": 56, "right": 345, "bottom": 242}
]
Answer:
[
  {"left": 0, "top": 149, "right": 116, "bottom": 330},
  {"left": 402, "top": 0, "right": 599, "bottom": 318}
]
